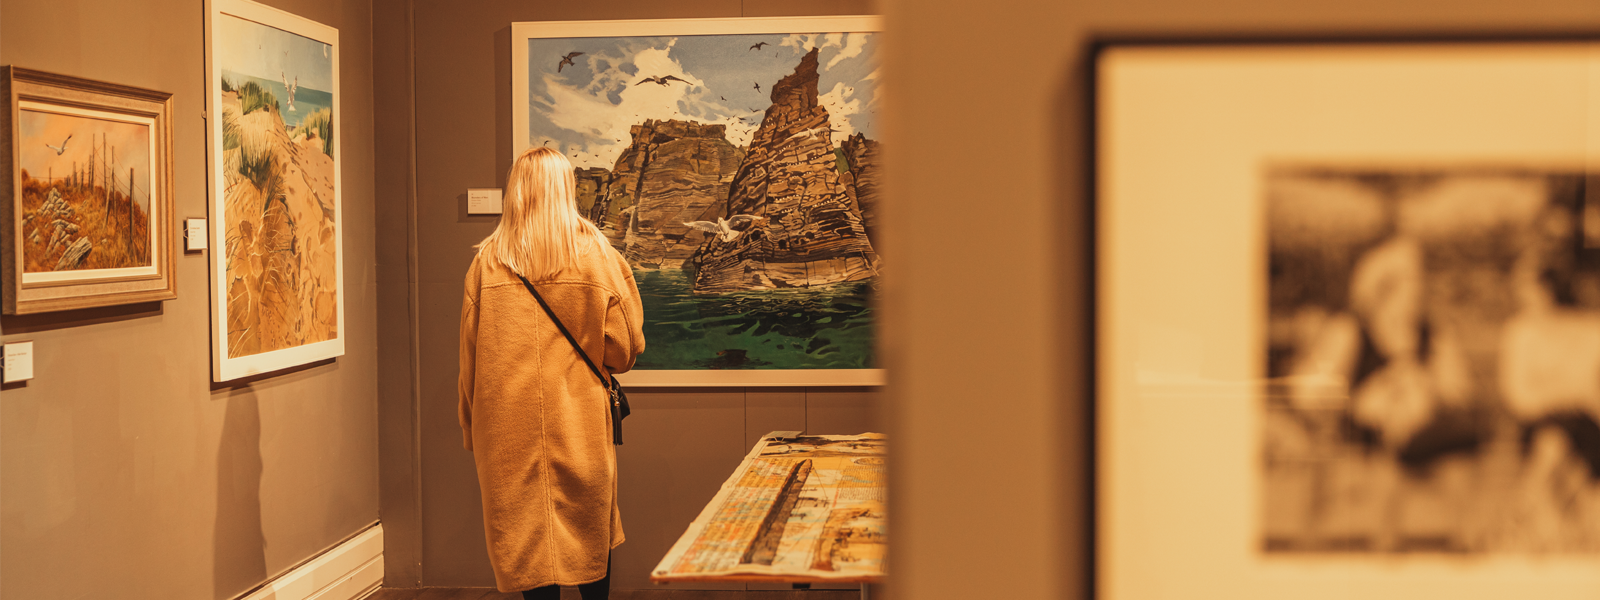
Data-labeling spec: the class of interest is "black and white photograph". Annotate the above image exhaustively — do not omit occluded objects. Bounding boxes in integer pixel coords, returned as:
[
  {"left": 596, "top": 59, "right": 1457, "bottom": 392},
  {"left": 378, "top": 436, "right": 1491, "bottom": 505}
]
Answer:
[{"left": 1264, "top": 167, "right": 1600, "bottom": 554}]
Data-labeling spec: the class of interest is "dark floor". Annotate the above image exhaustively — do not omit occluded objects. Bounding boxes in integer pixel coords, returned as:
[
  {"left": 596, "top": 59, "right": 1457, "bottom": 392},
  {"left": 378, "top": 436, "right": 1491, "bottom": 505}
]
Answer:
[{"left": 366, "top": 588, "right": 864, "bottom": 600}]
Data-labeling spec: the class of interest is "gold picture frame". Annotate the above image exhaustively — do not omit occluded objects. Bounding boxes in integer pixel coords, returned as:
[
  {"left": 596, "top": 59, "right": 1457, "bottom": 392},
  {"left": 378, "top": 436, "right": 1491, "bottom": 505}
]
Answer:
[{"left": 2, "top": 67, "right": 176, "bottom": 315}]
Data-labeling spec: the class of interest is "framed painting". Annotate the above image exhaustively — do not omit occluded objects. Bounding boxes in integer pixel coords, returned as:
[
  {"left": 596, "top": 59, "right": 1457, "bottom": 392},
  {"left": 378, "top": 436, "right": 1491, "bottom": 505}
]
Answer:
[
  {"left": 206, "top": 0, "right": 342, "bottom": 382},
  {"left": 1096, "top": 40, "right": 1600, "bottom": 600},
  {"left": 512, "top": 17, "right": 885, "bottom": 387},
  {"left": 2, "top": 67, "right": 176, "bottom": 314}
]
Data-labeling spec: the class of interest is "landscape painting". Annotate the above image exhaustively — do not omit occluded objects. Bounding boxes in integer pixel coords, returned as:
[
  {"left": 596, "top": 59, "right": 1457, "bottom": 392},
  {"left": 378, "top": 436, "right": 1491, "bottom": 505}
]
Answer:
[
  {"left": 17, "top": 106, "right": 154, "bottom": 279},
  {"left": 1264, "top": 167, "right": 1600, "bottom": 553},
  {"left": 209, "top": 0, "right": 342, "bottom": 381},
  {"left": 515, "top": 18, "right": 883, "bottom": 383},
  {"left": 3, "top": 67, "right": 175, "bottom": 314}
]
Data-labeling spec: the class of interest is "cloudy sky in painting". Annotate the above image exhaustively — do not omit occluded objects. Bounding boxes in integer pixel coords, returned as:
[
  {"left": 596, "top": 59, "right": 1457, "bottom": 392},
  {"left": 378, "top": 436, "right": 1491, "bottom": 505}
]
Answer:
[{"left": 526, "top": 32, "right": 881, "bottom": 169}]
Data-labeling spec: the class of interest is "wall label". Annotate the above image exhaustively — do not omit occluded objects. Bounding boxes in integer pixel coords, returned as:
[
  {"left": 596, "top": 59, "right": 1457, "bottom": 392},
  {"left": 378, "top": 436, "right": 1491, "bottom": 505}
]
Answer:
[
  {"left": 4, "top": 341, "right": 34, "bottom": 383},
  {"left": 468, "top": 188, "right": 503, "bottom": 215}
]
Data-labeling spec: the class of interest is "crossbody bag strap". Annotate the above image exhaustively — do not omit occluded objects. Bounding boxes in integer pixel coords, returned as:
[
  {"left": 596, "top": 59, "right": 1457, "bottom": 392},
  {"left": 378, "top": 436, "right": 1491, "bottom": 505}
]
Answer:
[
  {"left": 517, "top": 274, "right": 625, "bottom": 444},
  {"left": 516, "top": 274, "right": 608, "bottom": 387}
]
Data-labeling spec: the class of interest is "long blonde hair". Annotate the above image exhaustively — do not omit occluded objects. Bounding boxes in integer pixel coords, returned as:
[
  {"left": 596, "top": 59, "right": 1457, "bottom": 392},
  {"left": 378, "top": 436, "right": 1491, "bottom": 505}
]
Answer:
[{"left": 476, "top": 147, "right": 609, "bottom": 278}]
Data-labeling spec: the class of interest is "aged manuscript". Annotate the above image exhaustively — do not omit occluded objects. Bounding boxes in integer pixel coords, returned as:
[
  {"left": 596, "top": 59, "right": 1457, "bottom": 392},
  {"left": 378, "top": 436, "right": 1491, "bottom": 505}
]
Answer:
[{"left": 652, "top": 432, "right": 886, "bottom": 583}]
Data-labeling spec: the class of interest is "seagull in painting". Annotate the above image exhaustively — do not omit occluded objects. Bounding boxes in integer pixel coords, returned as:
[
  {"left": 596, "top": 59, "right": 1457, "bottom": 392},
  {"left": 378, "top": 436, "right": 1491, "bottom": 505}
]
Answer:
[
  {"left": 281, "top": 71, "right": 299, "bottom": 112},
  {"left": 683, "top": 214, "right": 766, "bottom": 243},
  {"left": 749, "top": 42, "right": 769, "bottom": 51},
  {"left": 636, "top": 75, "right": 689, "bottom": 86},
  {"left": 753, "top": 82, "right": 761, "bottom": 92},
  {"left": 557, "top": 51, "right": 584, "bottom": 72},
  {"left": 45, "top": 134, "right": 72, "bottom": 155}
]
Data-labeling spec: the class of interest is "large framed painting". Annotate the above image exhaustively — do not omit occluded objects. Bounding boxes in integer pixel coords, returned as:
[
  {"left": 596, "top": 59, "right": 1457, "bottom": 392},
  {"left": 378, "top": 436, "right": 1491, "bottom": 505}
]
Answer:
[
  {"left": 206, "top": 0, "right": 342, "bottom": 382},
  {"left": 2, "top": 67, "right": 176, "bottom": 314},
  {"left": 1097, "top": 40, "right": 1600, "bottom": 599},
  {"left": 512, "top": 17, "right": 884, "bottom": 387}
]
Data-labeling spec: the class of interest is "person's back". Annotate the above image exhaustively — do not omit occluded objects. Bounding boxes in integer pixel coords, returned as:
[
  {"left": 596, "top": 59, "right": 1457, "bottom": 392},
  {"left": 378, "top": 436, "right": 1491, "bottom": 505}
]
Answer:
[{"left": 458, "top": 147, "right": 645, "bottom": 598}]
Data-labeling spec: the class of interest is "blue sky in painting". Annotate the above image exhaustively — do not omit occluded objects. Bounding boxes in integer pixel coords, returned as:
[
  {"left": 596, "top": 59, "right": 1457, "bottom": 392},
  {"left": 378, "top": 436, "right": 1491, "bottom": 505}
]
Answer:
[
  {"left": 216, "top": 13, "right": 333, "bottom": 96},
  {"left": 527, "top": 32, "right": 880, "bottom": 169}
]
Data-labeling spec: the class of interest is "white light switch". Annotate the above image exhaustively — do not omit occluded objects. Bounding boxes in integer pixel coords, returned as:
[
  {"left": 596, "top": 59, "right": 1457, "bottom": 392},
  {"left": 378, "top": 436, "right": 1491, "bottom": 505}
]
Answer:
[
  {"left": 4, "top": 341, "right": 34, "bottom": 383},
  {"left": 185, "top": 218, "right": 208, "bottom": 251},
  {"left": 468, "top": 188, "right": 503, "bottom": 215}
]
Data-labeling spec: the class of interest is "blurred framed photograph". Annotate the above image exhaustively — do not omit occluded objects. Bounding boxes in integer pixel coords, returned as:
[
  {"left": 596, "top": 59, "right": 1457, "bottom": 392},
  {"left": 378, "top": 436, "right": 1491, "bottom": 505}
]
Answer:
[
  {"left": 1097, "top": 40, "right": 1600, "bottom": 599},
  {"left": 2, "top": 67, "right": 176, "bottom": 314}
]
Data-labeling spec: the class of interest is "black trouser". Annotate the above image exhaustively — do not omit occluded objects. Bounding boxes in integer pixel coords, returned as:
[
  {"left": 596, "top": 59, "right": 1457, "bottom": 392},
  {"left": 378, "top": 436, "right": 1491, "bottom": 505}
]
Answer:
[{"left": 521, "top": 555, "right": 610, "bottom": 600}]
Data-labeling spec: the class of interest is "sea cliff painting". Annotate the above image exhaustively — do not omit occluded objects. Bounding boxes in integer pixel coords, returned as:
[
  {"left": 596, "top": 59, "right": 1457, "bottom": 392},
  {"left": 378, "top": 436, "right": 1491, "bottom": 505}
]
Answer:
[
  {"left": 521, "top": 24, "right": 882, "bottom": 374},
  {"left": 209, "top": 0, "right": 342, "bottom": 381}
]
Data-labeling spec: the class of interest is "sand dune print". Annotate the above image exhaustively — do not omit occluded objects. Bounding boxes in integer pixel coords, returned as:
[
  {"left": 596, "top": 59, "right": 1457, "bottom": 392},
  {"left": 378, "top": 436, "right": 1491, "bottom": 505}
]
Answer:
[{"left": 217, "top": 13, "right": 338, "bottom": 358}]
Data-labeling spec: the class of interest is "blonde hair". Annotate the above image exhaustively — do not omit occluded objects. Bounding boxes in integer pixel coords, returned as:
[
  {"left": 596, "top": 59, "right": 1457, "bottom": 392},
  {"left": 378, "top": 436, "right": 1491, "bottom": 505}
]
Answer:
[{"left": 476, "top": 147, "right": 609, "bottom": 279}]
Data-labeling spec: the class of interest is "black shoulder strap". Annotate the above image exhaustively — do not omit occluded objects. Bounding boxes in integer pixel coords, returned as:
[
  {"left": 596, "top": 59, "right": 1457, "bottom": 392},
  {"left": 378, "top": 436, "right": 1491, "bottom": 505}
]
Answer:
[{"left": 516, "top": 274, "right": 607, "bottom": 387}]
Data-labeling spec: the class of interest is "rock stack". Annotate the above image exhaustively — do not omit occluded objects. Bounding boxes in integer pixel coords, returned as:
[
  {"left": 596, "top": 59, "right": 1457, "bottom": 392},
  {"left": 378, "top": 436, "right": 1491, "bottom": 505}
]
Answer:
[
  {"left": 690, "top": 48, "right": 880, "bottom": 293},
  {"left": 600, "top": 119, "right": 745, "bottom": 269},
  {"left": 573, "top": 167, "right": 626, "bottom": 248},
  {"left": 839, "top": 133, "right": 882, "bottom": 246}
]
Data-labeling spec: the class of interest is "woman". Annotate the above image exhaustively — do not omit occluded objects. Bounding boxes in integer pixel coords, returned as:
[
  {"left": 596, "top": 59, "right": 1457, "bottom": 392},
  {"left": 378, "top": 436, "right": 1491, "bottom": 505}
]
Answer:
[{"left": 458, "top": 147, "right": 645, "bottom": 599}]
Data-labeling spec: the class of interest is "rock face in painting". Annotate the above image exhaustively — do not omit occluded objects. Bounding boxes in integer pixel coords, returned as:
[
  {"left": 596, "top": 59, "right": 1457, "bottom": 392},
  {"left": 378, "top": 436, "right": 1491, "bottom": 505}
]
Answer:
[
  {"left": 574, "top": 167, "right": 624, "bottom": 246},
  {"left": 605, "top": 120, "right": 746, "bottom": 269},
  {"left": 839, "top": 133, "right": 882, "bottom": 245},
  {"left": 690, "top": 49, "right": 880, "bottom": 293},
  {"left": 220, "top": 86, "right": 338, "bottom": 357}
]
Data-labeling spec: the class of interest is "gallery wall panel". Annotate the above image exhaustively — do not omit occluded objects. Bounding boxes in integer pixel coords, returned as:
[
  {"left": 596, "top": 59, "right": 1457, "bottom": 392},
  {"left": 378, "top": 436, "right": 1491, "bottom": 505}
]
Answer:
[
  {"left": 0, "top": 0, "right": 379, "bottom": 599},
  {"left": 882, "top": 3, "right": 1600, "bottom": 600},
  {"left": 389, "top": 0, "right": 884, "bottom": 589}
]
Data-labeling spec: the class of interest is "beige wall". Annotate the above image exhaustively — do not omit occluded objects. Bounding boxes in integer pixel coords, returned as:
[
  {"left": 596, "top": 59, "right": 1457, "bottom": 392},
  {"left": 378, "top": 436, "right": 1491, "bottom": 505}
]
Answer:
[
  {"left": 371, "top": 0, "right": 884, "bottom": 591},
  {"left": 0, "top": 0, "right": 379, "bottom": 598},
  {"left": 879, "top": 1, "right": 1600, "bottom": 599}
]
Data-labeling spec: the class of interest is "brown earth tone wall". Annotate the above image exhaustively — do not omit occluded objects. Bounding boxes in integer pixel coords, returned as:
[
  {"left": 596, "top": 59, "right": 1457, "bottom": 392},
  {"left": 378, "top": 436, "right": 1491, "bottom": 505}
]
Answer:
[{"left": 0, "top": 1, "right": 379, "bottom": 599}]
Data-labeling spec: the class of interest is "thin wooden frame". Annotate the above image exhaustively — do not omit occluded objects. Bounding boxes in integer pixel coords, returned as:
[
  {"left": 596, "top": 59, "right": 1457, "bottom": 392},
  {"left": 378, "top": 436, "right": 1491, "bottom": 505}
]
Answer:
[
  {"left": 514, "top": 17, "right": 886, "bottom": 388},
  {"left": 1095, "top": 39, "right": 1600, "bottom": 600},
  {"left": 2, "top": 67, "right": 176, "bottom": 314},
  {"left": 206, "top": 0, "right": 344, "bottom": 382}
]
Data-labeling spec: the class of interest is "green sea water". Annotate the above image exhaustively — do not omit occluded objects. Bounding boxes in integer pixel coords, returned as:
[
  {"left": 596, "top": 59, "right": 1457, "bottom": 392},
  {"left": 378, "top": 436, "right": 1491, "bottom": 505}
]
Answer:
[{"left": 634, "top": 269, "right": 876, "bottom": 370}]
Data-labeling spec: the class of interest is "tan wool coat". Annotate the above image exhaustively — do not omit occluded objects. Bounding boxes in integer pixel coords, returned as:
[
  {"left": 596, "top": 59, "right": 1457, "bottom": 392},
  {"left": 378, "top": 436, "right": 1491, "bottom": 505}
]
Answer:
[{"left": 458, "top": 244, "right": 645, "bottom": 592}]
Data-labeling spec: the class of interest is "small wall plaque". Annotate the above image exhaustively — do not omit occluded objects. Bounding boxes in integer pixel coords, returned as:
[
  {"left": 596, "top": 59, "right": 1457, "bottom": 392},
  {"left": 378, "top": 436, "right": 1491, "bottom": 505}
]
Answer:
[
  {"left": 4, "top": 341, "right": 34, "bottom": 383},
  {"left": 468, "top": 188, "right": 503, "bottom": 215},
  {"left": 185, "top": 218, "right": 207, "bottom": 251}
]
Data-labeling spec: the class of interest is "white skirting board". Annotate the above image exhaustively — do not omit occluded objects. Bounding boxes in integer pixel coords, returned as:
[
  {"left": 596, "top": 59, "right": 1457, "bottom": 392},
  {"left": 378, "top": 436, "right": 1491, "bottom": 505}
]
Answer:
[{"left": 238, "top": 524, "right": 384, "bottom": 600}]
